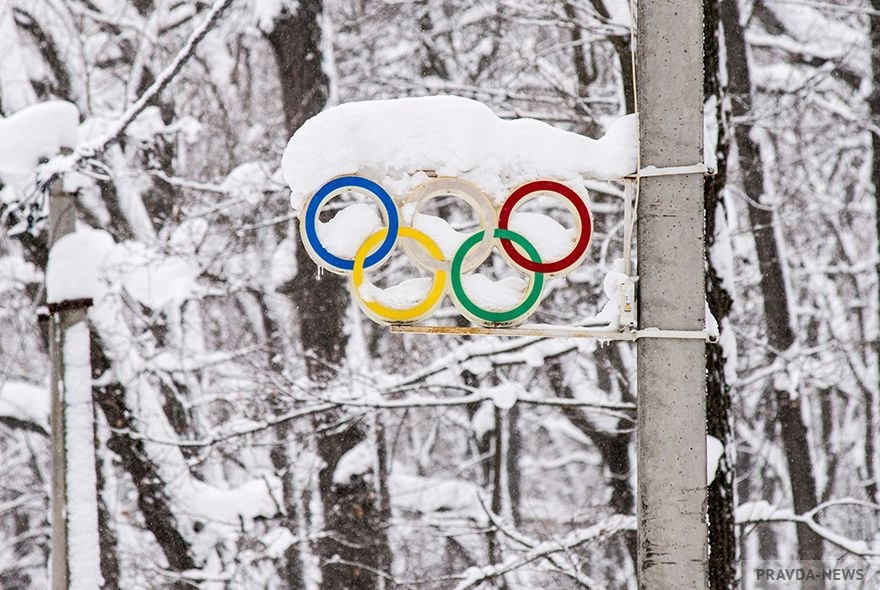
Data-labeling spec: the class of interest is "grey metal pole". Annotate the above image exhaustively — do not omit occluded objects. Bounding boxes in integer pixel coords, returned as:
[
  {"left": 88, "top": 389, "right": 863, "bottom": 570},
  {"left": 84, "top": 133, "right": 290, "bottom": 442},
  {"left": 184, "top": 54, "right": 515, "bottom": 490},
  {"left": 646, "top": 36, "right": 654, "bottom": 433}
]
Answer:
[{"left": 635, "top": 0, "right": 707, "bottom": 588}]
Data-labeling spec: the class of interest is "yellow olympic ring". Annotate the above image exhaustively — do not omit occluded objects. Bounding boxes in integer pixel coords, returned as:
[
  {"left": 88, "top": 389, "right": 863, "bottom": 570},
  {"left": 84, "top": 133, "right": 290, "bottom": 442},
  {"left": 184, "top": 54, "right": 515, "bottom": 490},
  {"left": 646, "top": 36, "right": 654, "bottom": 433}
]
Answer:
[{"left": 351, "top": 226, "right": 447, "bottom": 324}]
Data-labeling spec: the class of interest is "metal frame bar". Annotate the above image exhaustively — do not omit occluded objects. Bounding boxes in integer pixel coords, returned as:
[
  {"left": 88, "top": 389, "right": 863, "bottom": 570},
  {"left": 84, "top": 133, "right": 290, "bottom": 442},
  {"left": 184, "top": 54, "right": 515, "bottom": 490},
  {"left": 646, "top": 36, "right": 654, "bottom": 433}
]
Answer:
[{"left": 390, "top": 323, "right": 717, "bottom": 342}]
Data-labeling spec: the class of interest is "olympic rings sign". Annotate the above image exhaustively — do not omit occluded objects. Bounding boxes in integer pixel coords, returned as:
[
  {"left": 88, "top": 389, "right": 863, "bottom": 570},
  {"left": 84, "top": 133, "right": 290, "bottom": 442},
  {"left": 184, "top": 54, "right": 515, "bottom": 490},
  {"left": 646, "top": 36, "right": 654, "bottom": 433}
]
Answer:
[{"left": 300, "top": 175, "right": 593, "bottom": 327}]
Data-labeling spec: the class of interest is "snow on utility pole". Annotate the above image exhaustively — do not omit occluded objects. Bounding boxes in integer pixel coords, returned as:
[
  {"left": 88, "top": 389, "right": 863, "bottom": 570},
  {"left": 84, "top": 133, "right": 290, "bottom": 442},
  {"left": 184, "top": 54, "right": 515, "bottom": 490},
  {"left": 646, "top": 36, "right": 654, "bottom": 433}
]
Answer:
[
  {"left": 47, "top": 171, "right": 101, "bottom": 589},
  {"left": 635, "top": 0, "right": 707, "bottom": 587}
]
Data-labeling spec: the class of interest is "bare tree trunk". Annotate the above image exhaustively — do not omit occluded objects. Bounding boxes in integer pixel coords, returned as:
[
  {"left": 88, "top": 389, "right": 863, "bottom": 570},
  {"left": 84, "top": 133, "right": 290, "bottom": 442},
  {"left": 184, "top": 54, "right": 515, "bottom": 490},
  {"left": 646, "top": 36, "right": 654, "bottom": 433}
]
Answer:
[
  {"left": 505, "top": 405, "right": 522, "bottom": 527},
  {"left": 866, "top": 0, "right": 880, "bottom": 508},
  {"left": 720, "top": 0, "right": 824, "bottom": 574},
  {"left": 266, "top": 2, "right": 392, "bottom": 587},
  {"left": 546, "top": 355, "right": 637, "bottom": 569},
  {"left": 90, "top": 335, "right": 197, "bottom": 589},
  {"left": 704, "top": 0, "right": 737, "bottom": 586},
  {"left": 488, "top": 407, "right": 510, "bottom": 590},
  {"left": 579, "top": 0, "right": 636, "bottom": 114},
  {"left": 95, "top": 423, "right": 121, "bottom": 590}
]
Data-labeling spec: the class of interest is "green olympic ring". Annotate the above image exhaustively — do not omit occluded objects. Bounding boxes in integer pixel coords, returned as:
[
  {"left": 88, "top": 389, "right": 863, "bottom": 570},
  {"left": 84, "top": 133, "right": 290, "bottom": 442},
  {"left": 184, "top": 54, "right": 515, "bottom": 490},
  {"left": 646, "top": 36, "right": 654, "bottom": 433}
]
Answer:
[{"left": 450, "top": 228, "right": 545, "bottom": 326}]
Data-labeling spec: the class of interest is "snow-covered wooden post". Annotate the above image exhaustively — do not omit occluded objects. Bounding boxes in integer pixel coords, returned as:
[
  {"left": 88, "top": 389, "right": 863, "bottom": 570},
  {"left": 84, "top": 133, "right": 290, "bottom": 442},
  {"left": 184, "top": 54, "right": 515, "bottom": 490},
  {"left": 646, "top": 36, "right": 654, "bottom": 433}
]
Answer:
[
  {"left": 47, "top": 174, "right": 102, "bottom": 589},
  {"left": 48, "top": 178, "right": 73, "bottom": 590},
  {"left": 635, "top": 0, "right": 707, "bottom": 587}
]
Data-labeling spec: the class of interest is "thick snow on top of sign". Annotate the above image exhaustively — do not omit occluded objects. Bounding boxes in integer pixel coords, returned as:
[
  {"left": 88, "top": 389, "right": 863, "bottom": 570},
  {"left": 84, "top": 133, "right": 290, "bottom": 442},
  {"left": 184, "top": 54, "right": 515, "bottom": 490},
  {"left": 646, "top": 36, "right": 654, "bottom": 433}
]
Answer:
[
  {"left": 282, "top": 96, "right": 637, "bottom": 210},
  {"left": 0, "top": 101, "right": 79, "bottom": 177}
]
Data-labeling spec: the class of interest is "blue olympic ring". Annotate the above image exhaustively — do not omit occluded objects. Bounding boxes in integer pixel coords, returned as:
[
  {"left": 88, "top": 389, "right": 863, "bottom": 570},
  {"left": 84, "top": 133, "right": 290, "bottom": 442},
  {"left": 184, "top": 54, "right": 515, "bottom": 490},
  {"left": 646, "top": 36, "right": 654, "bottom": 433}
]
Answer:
[{"left": 303, "top": 176, "right": 399, "bottom": 272}]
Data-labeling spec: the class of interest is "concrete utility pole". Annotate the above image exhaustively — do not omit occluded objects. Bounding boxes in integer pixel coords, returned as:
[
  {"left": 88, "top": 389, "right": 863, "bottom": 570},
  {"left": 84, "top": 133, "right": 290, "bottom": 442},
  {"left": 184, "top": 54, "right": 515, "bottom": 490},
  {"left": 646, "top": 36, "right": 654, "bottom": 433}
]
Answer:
[
  {"left": 635, "top": 0, "right": 707, "bottom": 588},
  {"left": 48, "top": 178, "right": 96, "bottom": 589}
]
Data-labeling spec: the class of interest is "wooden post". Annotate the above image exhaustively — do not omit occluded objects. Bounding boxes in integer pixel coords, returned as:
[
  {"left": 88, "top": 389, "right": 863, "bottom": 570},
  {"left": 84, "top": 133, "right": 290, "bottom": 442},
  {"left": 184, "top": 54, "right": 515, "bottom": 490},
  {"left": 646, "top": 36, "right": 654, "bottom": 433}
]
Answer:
[
  {"left": 48, "top": 180, "right": 76, "bottom": 590},
  {"left": 48, "top": 178, "right": 99, "bottom": 589}
]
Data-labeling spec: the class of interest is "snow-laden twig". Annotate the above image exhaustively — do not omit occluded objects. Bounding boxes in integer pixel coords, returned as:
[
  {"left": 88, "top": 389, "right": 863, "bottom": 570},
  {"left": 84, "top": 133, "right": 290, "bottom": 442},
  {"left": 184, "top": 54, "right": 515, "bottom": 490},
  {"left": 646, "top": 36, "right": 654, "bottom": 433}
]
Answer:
[
  {"left": 126, "top": 388, "right": 634, "bottom": 450},
  {"left": 296, "top": 339, "right": 632, "bottom": 414},
  {"left": 390, "top": 336, "right": 572, "bottom": 388},
  {"left": 452, "top": 514, "right": 635, "bottom": 590},
  {"left": 293, "top": 384, "right": 635, "bottom": 413},
  {"left": 74, "top": 0, "right": 234, "bottom": 161},
  {"left": 736, "top": 498, "right": 880, "bottom": 557},
  {"left": 476, "top": 493, "right": 601, "bottom": 588},
  {"left": 109, "top": 402, "right": 337, "bottom": 448}
]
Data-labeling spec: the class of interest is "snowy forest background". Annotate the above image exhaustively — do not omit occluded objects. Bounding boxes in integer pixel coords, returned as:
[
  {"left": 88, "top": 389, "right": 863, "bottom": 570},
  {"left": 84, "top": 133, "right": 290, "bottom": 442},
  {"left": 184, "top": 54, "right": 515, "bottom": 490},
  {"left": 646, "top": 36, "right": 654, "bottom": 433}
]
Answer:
[{"left": 0, "top": 0, "right": 878, "bottom": 588}]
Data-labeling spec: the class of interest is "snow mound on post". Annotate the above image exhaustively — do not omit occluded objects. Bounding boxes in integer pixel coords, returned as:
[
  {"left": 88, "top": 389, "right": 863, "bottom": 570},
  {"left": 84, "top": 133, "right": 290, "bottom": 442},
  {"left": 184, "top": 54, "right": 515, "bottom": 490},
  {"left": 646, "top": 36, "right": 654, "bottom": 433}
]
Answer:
[
  {"left": 0, "top": 101, "right": 79, "bottom": 177},
  {"left": 282, "top": 95, "right": 637, "bottom": 209},
  {"left": 46, "top": 227, "right": 115, "bottom": 303}
]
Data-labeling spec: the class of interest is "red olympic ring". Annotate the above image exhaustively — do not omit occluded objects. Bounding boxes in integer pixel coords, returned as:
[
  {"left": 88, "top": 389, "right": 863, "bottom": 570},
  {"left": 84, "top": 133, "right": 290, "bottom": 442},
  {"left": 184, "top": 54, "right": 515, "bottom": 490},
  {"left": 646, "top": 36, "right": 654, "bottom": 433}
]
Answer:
[{"left": 497, "top": 180, "right": 592, "bottom": 275}]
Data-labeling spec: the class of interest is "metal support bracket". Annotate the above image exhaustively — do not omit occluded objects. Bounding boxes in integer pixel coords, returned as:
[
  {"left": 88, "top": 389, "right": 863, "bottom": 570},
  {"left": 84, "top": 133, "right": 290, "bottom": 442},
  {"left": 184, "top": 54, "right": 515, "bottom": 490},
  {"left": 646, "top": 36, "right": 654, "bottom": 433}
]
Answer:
[{"left": 391, "top": 323, "right": 718, "bottom": 343}]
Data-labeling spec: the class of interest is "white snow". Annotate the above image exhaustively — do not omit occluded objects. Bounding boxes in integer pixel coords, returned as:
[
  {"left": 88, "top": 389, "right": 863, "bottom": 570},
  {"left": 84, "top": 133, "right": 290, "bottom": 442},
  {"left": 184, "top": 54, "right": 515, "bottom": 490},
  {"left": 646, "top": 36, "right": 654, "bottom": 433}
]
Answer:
[
  {"left": 602, "top": 0, "right": 633, "bottom": 28},
  {"left": 0, "top": 256, "right": 42, "bottom": 290},
  {"left": 602, "top": 258, "right": 629, "bottom": 299},
  {"left": 191, "top": 477, "right": 283, "bottom": 526},
  {"left": 471, "top": 401, "right": 495, "bottom": 439},
  {"left": 333, "top": 440, "right": 374, "bottom": 485},
  {"left": 507, "top": 211, "right": 577, "bottom": 263},
  {"left": 709, "top": 203, "right": 735, "bottom": 294},
  {"left": 484, "top": 382, "right": 522, "bottom": 410},
  {"left": 705, "top": 302, "right": 719, "bottom": 339},
  {"left": 719, "top": 317, "right": 738, "bottom": 384},
  {"left": 251, "top": 0, "right": 285, "bottom": 33},
  {"left": 47, "top": 227, "right": 200, "bottom": 309},
  {"left": 220, "top": 161, "right": 277, "bottom": 206},
  {"left": 459, "top": 274, "right": 530, "bottom": 310},
  {"left": 706, "top": 435, "right": 724, "bottom": 485},
  {"left": 88, "top": 294, "right": 282, "bottom": 564},
  {"left": 0, "top": 380, "right": 48, "bottom": 432},
  {"left": 315, "top": 202, "right": 383, "bottom": 258},
  {"left": 125, "top": 106, "right": 166, "bottom": 144},
  {"left": 261, "top": 527, "right": 297, "bottom": 559},
  {"left": 596, "top": 258, "right": 629, "bottom": 325},
  {"left": 360, "top": 277, "right": 434, "bottom": 308},
  {"left": 103, "top": 241, "right": 200, "bottom": 309},
  {"left": 735, "top": 500, "right": 790, "bottom": 523},
  {"left": 0, "top": 101, "right": 79, "bottom": 177},
  {"left": 46, "top": 227, "right": 115, "bottom": 303},
  {"left": 0, "top": 9, "right": 38, "bottom": 112},
  {"left": 762, "top": 2, "right": 864, "bottom": 61},
  {"left": 703, "top": 95, "right": 719, "bottom": 172},
  {"left": 169, "top": 217, "right": 210, "bottom": 255},
  {"left": 269, "top": 238, "right": 297, "bottom": 288},
  {"left": 410, "top": 213, "right": 469, "bottom": 260},
  {"left": 125, "top": 106, "right": 201, "bottom": 145},
  {"left": 282, "top": 96, "right": 637, "bottom": 210},
  {"left": 391, "top": 473, "right": 484, "bottom": 521},
  {"left": 121, "top": 256, "right": 199, "bottom": 309},
  {"left": 62, "top": 321, "right": 102, "bottom": 589}
]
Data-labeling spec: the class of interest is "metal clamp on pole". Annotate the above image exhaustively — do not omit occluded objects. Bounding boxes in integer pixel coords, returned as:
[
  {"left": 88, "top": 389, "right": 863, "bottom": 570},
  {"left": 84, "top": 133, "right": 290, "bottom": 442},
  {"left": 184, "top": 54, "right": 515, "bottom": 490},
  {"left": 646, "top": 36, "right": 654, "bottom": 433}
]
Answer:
[{"left": 625, "top": 163, "right": 712, "bottom": 179}]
